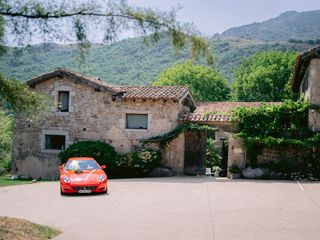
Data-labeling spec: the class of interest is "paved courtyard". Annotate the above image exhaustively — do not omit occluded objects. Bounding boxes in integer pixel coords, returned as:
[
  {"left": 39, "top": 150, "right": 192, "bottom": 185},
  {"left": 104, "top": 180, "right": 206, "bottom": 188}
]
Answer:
[{"left": 0, "top": 177, "right": 320, "bottom": 240}]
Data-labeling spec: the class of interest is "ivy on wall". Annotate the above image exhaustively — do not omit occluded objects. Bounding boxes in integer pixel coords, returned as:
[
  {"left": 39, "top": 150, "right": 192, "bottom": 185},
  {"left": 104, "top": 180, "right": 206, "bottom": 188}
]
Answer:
[
  {"left": 141, "top": 123, "right": 217, "bottom": 148},
  {"left": 231, "top": 100, "right": 320, "bottom": 163}
]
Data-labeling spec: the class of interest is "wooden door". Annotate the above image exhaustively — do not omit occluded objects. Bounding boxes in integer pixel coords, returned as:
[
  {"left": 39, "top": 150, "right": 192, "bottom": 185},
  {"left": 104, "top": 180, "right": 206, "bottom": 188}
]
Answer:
[{"left": 184, "top": 131, "right": 207, "bottom": 175}]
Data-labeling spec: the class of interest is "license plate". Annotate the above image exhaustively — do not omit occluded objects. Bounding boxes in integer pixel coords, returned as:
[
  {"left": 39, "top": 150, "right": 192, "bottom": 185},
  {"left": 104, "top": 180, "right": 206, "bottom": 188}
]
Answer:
[{"left": 78, "top": 190, "right": 92, "bottom": 193}]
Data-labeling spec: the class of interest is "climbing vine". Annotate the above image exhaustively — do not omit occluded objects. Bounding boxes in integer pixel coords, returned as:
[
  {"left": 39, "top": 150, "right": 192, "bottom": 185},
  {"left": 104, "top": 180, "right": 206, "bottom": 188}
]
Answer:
[
  {"left": 232, "top": 100, "right": 320, "bottom": 172},
  {"left": 141, "top": 123, "right": 217, "bottom": 148}
]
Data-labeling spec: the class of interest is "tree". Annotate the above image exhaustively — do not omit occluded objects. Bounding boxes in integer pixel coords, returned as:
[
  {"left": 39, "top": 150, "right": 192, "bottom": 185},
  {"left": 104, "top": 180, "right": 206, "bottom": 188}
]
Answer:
[
  {"left": 232, "top": 51, "right": 297, "bottom": 102},
  {"left": 0, "top": 0, "right": 214, "bottom": 111},
  {"left": 153, "top": 61, "right": 230, "bottom": 101},
  {"left": 0, "top": 74, "right": 49, "bottom": 114},
  {"left": 0, "top": 0, "right": 213, "bottom": 63},
  {"left": 0, "top": 108, "right": 12, "bottom": 171}
]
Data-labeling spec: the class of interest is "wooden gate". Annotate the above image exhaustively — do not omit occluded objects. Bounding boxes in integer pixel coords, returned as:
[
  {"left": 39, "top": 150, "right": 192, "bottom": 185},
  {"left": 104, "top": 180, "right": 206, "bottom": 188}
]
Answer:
[{"left": 184, "top": 131, "right": 207, "bottom": 175}]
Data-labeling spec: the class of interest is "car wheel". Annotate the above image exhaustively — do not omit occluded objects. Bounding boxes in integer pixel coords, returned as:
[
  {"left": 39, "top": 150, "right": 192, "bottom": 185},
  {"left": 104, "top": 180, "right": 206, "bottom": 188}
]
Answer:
[{"left": 60, "top": 188, "right": 66, "bottom": 196}]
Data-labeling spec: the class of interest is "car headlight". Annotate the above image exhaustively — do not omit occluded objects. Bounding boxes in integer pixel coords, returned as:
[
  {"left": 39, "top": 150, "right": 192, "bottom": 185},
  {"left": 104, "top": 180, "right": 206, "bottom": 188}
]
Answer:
[
  {"left": 98, "top": 175, "right": 106, "bottom": 182},
  {"left": 63, "top": 176, "right": 70, "bottom": 183}
]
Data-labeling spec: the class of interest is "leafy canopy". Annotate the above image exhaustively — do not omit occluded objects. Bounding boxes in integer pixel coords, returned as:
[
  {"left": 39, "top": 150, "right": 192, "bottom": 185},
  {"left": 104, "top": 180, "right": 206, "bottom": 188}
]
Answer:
[
  {"left": 0, "top": 0, "right": 213, "bottom": 63},
  {"left": 58, "top": 140, "right": 118, "bottom": 176},
  {"left": 0, "top": 74, "right": 50, "bottom": 115},
  {"left": 0, "top": 108, "right": 12, "bottom": 171},
  {"left": 231, "top": 100, "right": 320, "bottom": 179},
  {"left": 232, "top": 51, "right": 297, "bottom": 101},
  {"left": 153, "top": 61, "right": 230, "bottom": 101}
]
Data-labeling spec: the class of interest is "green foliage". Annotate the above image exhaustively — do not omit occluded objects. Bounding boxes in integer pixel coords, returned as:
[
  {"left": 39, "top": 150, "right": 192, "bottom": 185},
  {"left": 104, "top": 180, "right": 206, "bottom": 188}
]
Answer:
[
  {"left": 58, "top": 141, "right": 118, "bottom": 177},
  {"left": 0, "top": 109, "right": 13, "bottom": 172},
  {"left": 153, "top": 61, "right": 230, "bottom": 101},
  {"left": 0, "top": 0, "right": 212, "bottom": 64},
  {"left": 233, "top": 100, "right": 310, "bottom": 138},
  {"left": 58, "top": 141, "right": 161, "bottom": 178},
  {"left": 142, "top": 123, "right": 217, "bottom": 149},
  {"left": 206, "top": 138, "right": 222, "bottom": 169},
  {"left": 232, "top": 51, "right": 297, "bottom": 101},
  {"left": 232, "top": 100, "right": 320, "bottom": 179},
  {"left": 228, "top": 164, "right": 241, "bottom": 174},
  {"left": 0, "top": 74, "right": 50, "bottom": 116},
  {"left": 116, "top": 148, "right": 161, "bottom": 177},
  {"left": 0, "top": 39, "right": 313, "bottom": 86}
]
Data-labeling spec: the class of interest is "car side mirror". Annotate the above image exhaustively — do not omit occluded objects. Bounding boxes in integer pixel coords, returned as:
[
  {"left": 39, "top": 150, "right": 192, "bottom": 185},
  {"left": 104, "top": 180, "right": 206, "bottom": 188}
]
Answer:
[
  {"left": 101, "top": 165, "right": 106, "bottom": 169},
  {"left": 59, "top": 165, "right": 64, "bottom": 170}
]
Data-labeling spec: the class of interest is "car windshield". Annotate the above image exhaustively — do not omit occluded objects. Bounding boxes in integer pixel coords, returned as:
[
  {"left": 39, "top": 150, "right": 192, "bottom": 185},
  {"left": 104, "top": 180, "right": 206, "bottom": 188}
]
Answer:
[{"left": 65, "top": 160, "right": 100, "bottom": 171}]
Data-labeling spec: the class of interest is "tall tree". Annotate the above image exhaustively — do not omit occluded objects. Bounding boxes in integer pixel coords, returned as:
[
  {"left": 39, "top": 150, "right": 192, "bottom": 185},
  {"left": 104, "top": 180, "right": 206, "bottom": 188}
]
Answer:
[
  {"left": 0, "top": 74, "right": 49, "bottom": 114},
  {"left": 0, "top": 0, "right": 213, "bottom": 63},
  {"left": 0, "top": 0, "right": 214, "bottom": 111},
  {"left": 232, "top": 51, "right": 297, "bottom": 102},
  {"left": 153, "top": 61, "right": 230, "bottom": 101}
]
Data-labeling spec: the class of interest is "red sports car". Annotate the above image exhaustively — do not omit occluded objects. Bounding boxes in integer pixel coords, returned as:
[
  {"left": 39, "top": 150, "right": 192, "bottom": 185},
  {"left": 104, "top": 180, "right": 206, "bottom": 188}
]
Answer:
[{"left": 59, "top": 157, "right": 108, "bottom": 195}]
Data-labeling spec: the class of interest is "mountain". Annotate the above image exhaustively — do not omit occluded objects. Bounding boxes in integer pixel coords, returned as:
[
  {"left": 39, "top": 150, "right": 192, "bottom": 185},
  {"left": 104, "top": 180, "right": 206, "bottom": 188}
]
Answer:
[
  {"left": 0, "top": 10, "right": 319, "bottom": 85},
  {"left": 0, "top": 38, "right": 314, "bottom": 85},
  {"left": 217, "top": 10, "right": 320, "bottom": 42}
]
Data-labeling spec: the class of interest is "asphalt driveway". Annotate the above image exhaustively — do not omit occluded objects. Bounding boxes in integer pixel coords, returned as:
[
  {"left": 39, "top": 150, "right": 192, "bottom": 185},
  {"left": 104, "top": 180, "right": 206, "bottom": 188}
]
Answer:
[{"left": 0, "top": 177, "right": 320, "bottom": 240}]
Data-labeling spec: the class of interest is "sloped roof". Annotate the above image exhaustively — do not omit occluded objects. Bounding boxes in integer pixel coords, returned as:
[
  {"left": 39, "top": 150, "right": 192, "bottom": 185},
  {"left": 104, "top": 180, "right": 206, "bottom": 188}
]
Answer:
[
  {"left": 292, "top": 45, "right": 320, "bottom": 92},
  {"left": 178, "top": 102, "right": 281, "bottom": 125},
  {"left": 111, "top": 86, "right": 190, "bottom": 101},
  {"left": 27, "top": 68, "right": 117, "bottom": 94},
  {"left": 26, "top": 68, "right": 196, "bottom": 108}
]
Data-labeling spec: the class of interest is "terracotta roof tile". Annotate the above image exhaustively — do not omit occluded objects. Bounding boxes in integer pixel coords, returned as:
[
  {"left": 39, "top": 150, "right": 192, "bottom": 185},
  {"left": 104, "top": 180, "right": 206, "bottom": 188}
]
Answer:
[
  {"left": 27, "top": 68, "right": 192, "bottom": 102},
  {"left": 179, "top": 102, "right": 281, "bottom": 124},
  {"left": 111, "top": 86, "right": 190, "bottom": 101},
  {"left": 27, "top": 68, "right": 117, "bottom": 93}
]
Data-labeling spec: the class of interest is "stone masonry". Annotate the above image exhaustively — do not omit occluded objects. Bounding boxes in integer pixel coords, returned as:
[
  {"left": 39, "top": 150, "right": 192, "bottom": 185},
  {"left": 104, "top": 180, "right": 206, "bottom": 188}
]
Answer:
[{"left": 12, "top": 73, "right": 193, "bottom": 179}]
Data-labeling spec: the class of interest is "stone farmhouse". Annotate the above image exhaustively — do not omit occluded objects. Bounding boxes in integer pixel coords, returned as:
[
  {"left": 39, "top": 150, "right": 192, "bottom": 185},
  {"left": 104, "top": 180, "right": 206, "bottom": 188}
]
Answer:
[
  {"left": 12, "top": 68, "right": 259, "bottom": 179},
  {"left": 292, "top": 44, "right": 320, "bottom": 132},
  {"left": 12, "top": 45, "right": 320, "bottom": 179}
]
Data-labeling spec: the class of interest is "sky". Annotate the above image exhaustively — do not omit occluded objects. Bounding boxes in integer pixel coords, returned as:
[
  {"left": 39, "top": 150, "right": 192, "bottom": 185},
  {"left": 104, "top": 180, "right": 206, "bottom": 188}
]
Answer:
[
  {"left": 5, "top": 0, "right": 320, "bottom": 45},
  {"left": 128, "top": 0, "right": 320, "bottom": 36}
]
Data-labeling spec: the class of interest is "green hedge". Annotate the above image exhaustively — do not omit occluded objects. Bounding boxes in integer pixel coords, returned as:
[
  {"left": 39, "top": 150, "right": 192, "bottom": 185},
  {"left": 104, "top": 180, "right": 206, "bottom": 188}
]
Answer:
[
  {"left": 58, "top": 141, "right": 161, "bottom": 178},
  {"left": 58, "top": 141, "right": 118, "bottom": 177},
  {"left": 116, "top": 148, "right": 161, "bottom": 178}
]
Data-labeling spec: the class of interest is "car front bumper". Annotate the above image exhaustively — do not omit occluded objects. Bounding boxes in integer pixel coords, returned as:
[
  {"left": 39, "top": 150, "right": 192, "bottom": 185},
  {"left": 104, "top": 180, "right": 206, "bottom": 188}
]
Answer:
[{"left": 60, "top": 181, "right": 108, "bottom": 194}]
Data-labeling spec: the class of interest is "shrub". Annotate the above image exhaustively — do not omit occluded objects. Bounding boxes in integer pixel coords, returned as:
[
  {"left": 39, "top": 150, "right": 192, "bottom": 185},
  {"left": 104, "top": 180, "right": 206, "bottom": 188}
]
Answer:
[
  {"left": 206, "top": 138, "right": 222, "bottom": 169},
  {"left": 116, "top": 148, "right": 161, "bottom": 177},
  {"left": 229, "top": 164, "right": 241, "bottom": 174},
  {"left": 58, "top": 141, "right": 118, "bottom": 177},
  {"left": 0, "top": 109, "right": 13, "bottom": 173}
]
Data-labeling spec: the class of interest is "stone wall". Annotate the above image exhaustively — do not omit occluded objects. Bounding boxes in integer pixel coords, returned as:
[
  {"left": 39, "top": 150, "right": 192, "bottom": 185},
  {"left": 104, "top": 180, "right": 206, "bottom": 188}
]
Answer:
[
  {"left": 300, "top": 59, "right": 320, "bottom": 131},
  {"left": 256, "top": 147, "right": 310, "bottom": 166},
  {"left": 12, "top": 77, "right": 186, "bottom": 179},
  {"left": 161, "top": 133, "right": 185, "bottom": 173},
  {"left": 227, "top": 134, "right": 246, "bottom": 176}
]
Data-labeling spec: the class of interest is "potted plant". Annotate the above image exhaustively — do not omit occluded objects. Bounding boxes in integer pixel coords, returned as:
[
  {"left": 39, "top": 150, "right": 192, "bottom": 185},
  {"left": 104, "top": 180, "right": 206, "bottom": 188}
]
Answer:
[
  {"left": 229, "top": 164, "right": 241, "bottom": 179},
  {"left": 212, "top": 166, "right": 222, "bottom": 177}
]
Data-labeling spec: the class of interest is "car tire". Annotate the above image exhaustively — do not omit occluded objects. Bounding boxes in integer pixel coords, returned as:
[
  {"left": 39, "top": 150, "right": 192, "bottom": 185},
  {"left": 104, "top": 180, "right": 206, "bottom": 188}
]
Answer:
[{"left": 60, "top": 188, "right": 66, "bottom": 196}]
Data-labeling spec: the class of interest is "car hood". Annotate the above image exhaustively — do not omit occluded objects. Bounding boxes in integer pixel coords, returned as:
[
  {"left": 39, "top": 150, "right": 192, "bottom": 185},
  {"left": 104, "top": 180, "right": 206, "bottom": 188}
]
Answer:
[{"left": 63, "top": 169, "right": 105, "bottom": 183}]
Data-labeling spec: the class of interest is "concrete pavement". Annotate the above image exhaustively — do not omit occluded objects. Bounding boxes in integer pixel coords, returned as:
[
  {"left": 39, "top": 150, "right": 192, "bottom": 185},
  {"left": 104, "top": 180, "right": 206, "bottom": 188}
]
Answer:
[{"left": 0, "top": 177, "right": 320, "bottom": 240}]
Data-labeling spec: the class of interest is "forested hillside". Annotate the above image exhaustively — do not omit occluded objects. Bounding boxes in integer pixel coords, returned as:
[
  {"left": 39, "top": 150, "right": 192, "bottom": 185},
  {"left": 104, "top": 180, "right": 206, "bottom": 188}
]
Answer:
[
  {"left": 0, "top": 37, "right": 314, "bottom": 85},
  {"left": 217, "top": 10, "right": 320, "bottom": 42},
  {"left": 1, "top": 9, "right": 319, "bottom": 85}
]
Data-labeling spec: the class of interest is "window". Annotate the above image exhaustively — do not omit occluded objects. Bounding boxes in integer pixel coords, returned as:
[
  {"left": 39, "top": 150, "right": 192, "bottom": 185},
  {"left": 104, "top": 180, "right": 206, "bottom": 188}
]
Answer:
[
  {"left": 126, "top": 114, "right": 148, "bottom": 129},
  {"left": 58, "top": 91, "right": 69, "bottom": 112},
  {"left": 45, "top": 135, "right": 66, "bottom": 150}
]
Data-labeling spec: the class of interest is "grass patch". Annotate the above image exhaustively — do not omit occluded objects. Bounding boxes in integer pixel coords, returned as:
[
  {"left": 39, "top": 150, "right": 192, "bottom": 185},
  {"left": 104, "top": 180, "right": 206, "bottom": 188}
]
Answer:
[
  {"left": 0, "top": 175, "right": 35, "bottom": 188},
  {"left": 0, "top": 216, "right": 61, "bottom": 240}
]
